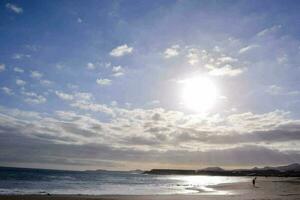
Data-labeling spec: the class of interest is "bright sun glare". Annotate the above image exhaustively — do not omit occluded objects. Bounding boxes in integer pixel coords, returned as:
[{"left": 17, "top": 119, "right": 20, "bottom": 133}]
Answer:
[{"left": 181, "top": 76, "right": 218, "bottom": 112}]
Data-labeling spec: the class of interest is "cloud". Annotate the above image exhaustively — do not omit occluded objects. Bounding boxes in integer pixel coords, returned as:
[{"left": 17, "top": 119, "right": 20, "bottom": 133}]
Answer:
[
  {"left": 257, "top": 25, "right": 282, "bottom": 37},
  {"left": 77, "top": 17, "right": 83, "bottom": 23},
  {"left": 40, "top": 79, "right": 53, "bottom": 86},
  {"left": 6, "top": 3, "right": 23, "bottom": 14},
  {"left": 13, "top": 67, "right": 24, "bottom": 73},
  {"left": 74, "top": 92, "right": 93, "bottom": 101},
  {"left": 96, "top": 78, "right": 112, "bottom": 86},
  {"left": 146, "top": 100, "right": 160, "bottom": 107},
  {"left": 186, "top": 48, "right": 200, "bottom": 66},
  {"left": 238, "top": 45, "right": 260, "bottom": 54},
  {"left": 185, "top": 47, "right": 245, "bottom": 76},
  {"left": 1, "top": 87, "right": 14, "bottom": 95},
  {"left": 0, "top": 106, "right": 299, "bottom": 169},
  {"left": 70, "top": 101, "right": 114, "bottom": 116},
  {"left": 16, "top": 79, "right": 26, "bottom": 86},
  {"left": 112, "top": 65, "right": 125, "bottom": 77},
  {"left": 277, "top": 54, "right": 288, "bottom": 64},
  {"left": 110, "top": 44, "right": 133, "bottom": 57},
  {"left": 164, "top": 45, "right": 180, "bottom": 58},
  {"left": 22, "top": 91, "right": 46, "bottom": 104},
  {"left": 0, "top": 64, "right": 5, "bottom": 72},
  {"left": 55, "top": 91, "right": 74, "bottom": 101},
  {"left": 12, "top": 53, "right": 31, "bottom": 59},
  {"left": 206, "top": 64, "right": 244, "bottom": 77},
  {"left": 30, "top": 71, "right": 43, "bottom": 79},
  {"left": 86, "top": 62, "right": 95, "bottom": 70},
  {"left": 266, "top": 85, "right": 300, "bottom": 96}
]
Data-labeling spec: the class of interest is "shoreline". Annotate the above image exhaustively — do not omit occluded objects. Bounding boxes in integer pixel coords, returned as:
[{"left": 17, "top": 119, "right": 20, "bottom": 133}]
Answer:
[{"left": 1, "top": 177, "right": 300, "bottom": 200}]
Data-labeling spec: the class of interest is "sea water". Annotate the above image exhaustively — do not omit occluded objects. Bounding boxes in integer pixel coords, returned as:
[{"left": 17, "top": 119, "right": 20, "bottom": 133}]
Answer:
[{"left": 0, "top": 167, "right": 249, "bottom": 195}]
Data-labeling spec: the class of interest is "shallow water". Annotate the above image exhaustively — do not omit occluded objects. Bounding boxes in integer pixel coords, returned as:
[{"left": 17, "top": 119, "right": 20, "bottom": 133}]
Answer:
[{"left": 0, "top": 167, "right": 249, "bottom": 195}]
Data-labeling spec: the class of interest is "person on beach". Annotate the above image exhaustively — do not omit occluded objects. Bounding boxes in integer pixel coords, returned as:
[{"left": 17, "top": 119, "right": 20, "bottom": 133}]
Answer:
[{"left": 252, "top": 177, "right": 257, "bottom": 187}]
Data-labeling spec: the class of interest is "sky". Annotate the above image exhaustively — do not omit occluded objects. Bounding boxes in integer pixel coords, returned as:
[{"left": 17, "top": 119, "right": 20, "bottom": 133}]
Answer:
[{"left": 1, "top": 0, "right": 300, "bottom": 170}]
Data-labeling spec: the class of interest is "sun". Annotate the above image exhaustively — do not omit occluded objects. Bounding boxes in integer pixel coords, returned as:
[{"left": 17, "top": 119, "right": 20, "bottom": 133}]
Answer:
[{"left": 181, "top": 76, "right": 218, "bottom": 112}]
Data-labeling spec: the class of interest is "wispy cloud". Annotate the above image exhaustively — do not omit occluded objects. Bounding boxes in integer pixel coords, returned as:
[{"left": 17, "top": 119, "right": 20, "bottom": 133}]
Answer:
[
  {"left": 77, "top": 17, "right": 83, "bottom": 23},
  {"left": 16, "top": 79, "right": 26, "bottom": 86},
  {"left": 0, "top": 64, "right": 5, "bottom": 72},
  {"left": 30, "top": 71, "right": 43, "bottom": 79},
  {"left": 185, "top": 47, "right": 245, "bottom": 76},
  {"left": 110, "top": 44, "right": 133, "bottom": 57},
  {"left": 1, "top": 86, "right": 14, "bottom": 95},
  {"left": 239, "top": 44, "right": 260, "bottom": 54},
  {"left": 86, "top": 62, "right": 95, "bottom": 70},
  {"left": 257, "top": 25, "right": 282, "bottom": 37},
  {"left": 22, "top": 91, "right": 46, "bottom": 104},
  {"left": 266, "top": 85, "right": 299, "bottom": 96},
  {"left": 12, "top": 53, "right": 31, "bottom": 59},
  {"left": 13, "top": 67, "right": 24, "bottom": 73},
  {"left": 6, "top": 3, "right": 23, "bottom": 14},
  {"left": 55, "top": 91, "right": 74, "bottom": 101}
]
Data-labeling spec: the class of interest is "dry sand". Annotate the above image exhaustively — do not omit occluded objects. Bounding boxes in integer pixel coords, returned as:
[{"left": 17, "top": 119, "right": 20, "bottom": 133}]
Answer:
[{"left": 0, "top": 177, "right": 299, "bottom": 200}]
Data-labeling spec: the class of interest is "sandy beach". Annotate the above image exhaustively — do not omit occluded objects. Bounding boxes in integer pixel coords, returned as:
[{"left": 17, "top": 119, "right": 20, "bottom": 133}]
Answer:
[{"left": 1, "top": 177, "right": 299, "bottom": 200}]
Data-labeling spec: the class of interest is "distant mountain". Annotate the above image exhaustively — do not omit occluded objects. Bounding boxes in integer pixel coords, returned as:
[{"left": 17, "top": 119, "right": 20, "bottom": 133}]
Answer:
[
  {"left": 200, "top": 167, "right": 225, "bottom": 171},
  {"left": 144, "top": 163, "right": 300, "bottom": 177},
  {"left": 260, "top": 163, "right": 300, "bottom": 172},
  {"left": 129, "top": 169, "right": 144, "bottom": 174}
]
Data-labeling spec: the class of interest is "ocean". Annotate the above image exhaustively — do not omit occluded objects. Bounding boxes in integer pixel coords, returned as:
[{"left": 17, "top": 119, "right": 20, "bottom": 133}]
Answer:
[{"left": 0, "top": 167, "right": 249, "bottom": 195}]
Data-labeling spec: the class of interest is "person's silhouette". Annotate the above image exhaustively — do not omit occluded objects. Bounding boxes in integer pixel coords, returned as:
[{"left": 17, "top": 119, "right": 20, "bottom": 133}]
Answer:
[{"left": 252, "top": 177, "right": 257, "bottom": 187}]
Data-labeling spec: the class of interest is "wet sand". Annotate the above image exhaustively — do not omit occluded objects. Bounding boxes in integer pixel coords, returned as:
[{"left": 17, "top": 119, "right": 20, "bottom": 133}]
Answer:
[{"left": 1, "top": 177, "right": 299, "bottom": 200}]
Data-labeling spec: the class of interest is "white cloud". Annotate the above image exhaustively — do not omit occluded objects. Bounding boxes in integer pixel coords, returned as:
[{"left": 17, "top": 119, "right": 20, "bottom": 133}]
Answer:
[
  {"left": 86, "top": 62, "right": 95, "bottom": 70},
  {"left": 185, "top": 47, "right": 245, "bottom": 77},
  {"left": 112, "top": 65, "right": 124, "bottom": 77},
  {"left": 6, "top": 3, "right": 23, "bottom": 14},
  {"left": 0, "top": 64, "right": 5, "bottom": 72},
  {"left": 217, "top": 56, "right": 238, "bottom": 63},
  {"left": 22, "top": 91, "right": 46, "bottom": 104},
  {"left": 164, "top": 45, "right": 180, "bottom": 58},
  {"left": 1, "top": 87, "right": 14, "bottom": 95},
  {"left": 239, "top": 45, "right": 260, "bottom": 54},
  {"left": 257, "top": 25, "right": 282, "bottom": 37},
  {"left": 71, "top": 101, "right": 114, "bottom": 115},
  {"left": 0, "top": 104, "right": 300, "bottom": 169},
  {"left": 40, "top": 79, "right": 53, "bottom": 86},
  {"left": 207, "top": 64, "right": 244, "bottom": 77},
  {"left": 30, "top": 71, "right": 43, "bottom": 79},
  {"left": 13, "top": 67, "right": 24, "bottom": 73},
  {"left": 266, "top": 85, "right": 283, "bottom": 95},
  {"left": 96, "top": 78, "right": 112, "bottom": 86},
  {"left": 186, "top": 48, "right": 200, "bottom": 66},
  {"left": 77, "top": 17, "right": 83, "bottom": 23},
  {"left": 55, "top": 91, "right": 74, "bottom": 101},
  {"left": 110, "top": 44, "right": 133, "bottom": 57},
  {"left": 146, "top": 100, "right": 160, "bottom": 106},
  {"left": 12, "top": 53, "right": 31, "bottom": 59},
  {"left": 16, "top": 79, "right": 26, "bottom": 86},
  {"left": 67, "top": 83, "right": 79, "bottom": 90},
  {"left": 110, "top": 101, "right": 118, "bottom": 107},
  {"left": 74, "top": 92, "right": 93, "bottom": 101},
  {"left": 56, "top": 63, "right": 64, "bottom": 70},
  {"left": 266, "top": 85, "right": 300, "bottom": 96},
  {"left": 277, "top": 54, "right": 288, "bottom": 64}
]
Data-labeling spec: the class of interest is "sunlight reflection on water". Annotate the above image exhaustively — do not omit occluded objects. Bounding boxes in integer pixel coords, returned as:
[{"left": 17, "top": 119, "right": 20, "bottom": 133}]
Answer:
[{"left": 165, "top": 175, "right": 249, "bottom": 195}]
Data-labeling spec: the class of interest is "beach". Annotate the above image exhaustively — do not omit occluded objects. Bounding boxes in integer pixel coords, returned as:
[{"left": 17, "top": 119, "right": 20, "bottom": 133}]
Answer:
[{"left": 1, "top": 177, "right": 299, "bottom": 200}]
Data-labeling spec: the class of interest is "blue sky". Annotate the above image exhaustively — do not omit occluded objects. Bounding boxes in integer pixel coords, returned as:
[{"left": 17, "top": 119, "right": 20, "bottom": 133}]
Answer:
[{"left": 1, "top": 0, "right": 300, "bottom": 170}]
